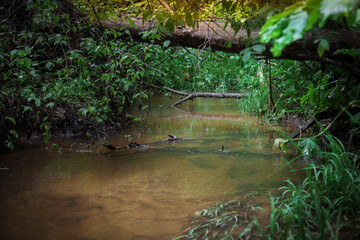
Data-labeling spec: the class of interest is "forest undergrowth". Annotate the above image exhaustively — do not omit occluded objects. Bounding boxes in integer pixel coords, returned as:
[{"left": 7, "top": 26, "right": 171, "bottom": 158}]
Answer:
[{"left": 1, "top": 0, "right": 360, "bottom": 239}]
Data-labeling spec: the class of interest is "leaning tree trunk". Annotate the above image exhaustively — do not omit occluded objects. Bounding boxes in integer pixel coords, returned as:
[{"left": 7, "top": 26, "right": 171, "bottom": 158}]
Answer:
[{"left": 104, "top": 17, "right": 360, "bottom": 77}]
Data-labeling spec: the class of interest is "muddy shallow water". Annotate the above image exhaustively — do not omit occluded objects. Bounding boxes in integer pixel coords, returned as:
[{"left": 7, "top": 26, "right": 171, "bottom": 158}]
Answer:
[{"left": 0, "top": 95, "right": 304, "bottom": 240}]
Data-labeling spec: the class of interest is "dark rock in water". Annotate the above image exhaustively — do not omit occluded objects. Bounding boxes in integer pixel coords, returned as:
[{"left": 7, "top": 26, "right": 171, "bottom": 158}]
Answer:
[
  {"left": 104, "top": 143, "right": 117, "bottom": 150},
  {"left": 166, "top": 134, "right": 185, "bottom": 141},
  {"left": 220, "top": 145, "right": 229, "bottom": 153}
]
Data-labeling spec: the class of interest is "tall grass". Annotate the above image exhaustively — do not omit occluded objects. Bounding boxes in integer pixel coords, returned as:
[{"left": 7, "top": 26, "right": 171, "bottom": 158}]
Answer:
[
  {"left": 238, "top": 86, "right": 269, "bottom": 116},
  {"left": 255, "top": 133, "right": 360, "bottom": 239},
  {"left": 147, "top": 48, "right": 259, "bottom": 93}
]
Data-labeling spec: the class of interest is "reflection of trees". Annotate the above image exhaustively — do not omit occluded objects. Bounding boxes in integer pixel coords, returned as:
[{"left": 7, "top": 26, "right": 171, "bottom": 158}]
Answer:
[{"left": 172, "top": 105, "right": 245, "bottom": 120}]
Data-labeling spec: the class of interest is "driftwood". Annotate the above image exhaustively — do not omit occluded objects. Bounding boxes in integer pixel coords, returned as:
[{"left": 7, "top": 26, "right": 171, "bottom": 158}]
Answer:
[
  {"left": 144, "top": 82, "right": 247, "bottom": 107},
  {"left": 288, "top": 107, "right": 358, "bottom": 140},
  {"left": 103, "top": 135, "right": 188, "bottom": 150}
]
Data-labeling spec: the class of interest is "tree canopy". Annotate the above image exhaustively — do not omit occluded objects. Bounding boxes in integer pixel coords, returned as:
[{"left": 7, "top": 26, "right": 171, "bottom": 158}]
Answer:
[{"left": 73, "top": 0, "right": 360, "bottom": 76}]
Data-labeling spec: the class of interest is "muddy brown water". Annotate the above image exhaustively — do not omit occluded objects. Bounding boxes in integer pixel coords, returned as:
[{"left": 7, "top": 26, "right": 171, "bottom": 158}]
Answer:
[{"left": 0, "top": 95, "right": 304, "bottom": 240}]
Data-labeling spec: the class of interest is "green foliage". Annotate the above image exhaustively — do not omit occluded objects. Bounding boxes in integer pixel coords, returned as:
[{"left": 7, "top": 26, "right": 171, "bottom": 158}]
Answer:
[
  {"left": 258, "top": 133, "right": 360, "bottom": 239},
  {"left": 239, "top": 85, "right": 269, "bottom": 115},
  {"left": 176, "top": 199, "right": 258, "bottom": 239},
  {"left": 102, "top": 0, "right": 298, "bottom": 39},
  {"left": 0, "top": 0, "right": 150, "bottom": 151},
  {"left": 260, "top": 0, "right": 360, "bottom": 57},
  {"left": 273, "top": 138, "right": 288, "bottom": 153},
  {"left": 145, "top": 47, "right": 250, "bottom": 92},
  {"left": 298, "top": 137, "right": 322, "bottom": 159},
  {"left": 73, "top": 0, "right": 119, "bottom": 23}
]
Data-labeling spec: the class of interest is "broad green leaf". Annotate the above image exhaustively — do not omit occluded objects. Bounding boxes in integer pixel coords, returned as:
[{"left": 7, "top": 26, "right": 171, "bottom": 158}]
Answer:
[
  {"left": 23, "top": 106, "right": 32, "bottom": 113},
  {"left": 128, "top": 18, "right": 135, "bottom": 27},
  {"left": 317, "top": 38, "right": 330, "bottom": 57},
  {"left": 164, "top": 18, "right": 175, "bottom": 34},
  {"left": 46, "top": 102, "right": 55, "bottom": 108},
  {"left": 259, "top": 0, "right": 360, "bottom": 57},
  {"left": 346, "top": 8, "right": 360, "bottom": 26},
  {"left": 225, "top": 40, "right": 232, "bottom": 48},
  {"left": 273, "top": 138, "right": 288, "bottom": 153},
  {"left": 10, "top": 130, "right": 18, "bottom": 138},
  {"left": 252, "top": 44, "right": 265, "bottom": 53},
  {"left": 298, "top": 137, "right": 322, "bottom": 159},
  {"left": 185, "top": 11, "right": 193, "bottom": 27},
  {"left": 260, "top": 2, "right": 304, "bottom": 41},
  {"left": 163, "top": 40, "right": 171, "bottom": 48},
  {"left": 320, "top": 38, "right": 330, "bottom": 51},
  {"left": 320, "top": 0, "right": 360, "bottom": 26},
  {"left": 241, "top": 48, "right": 252, "bottom": 63},
  {"left": 45, "top": 61, "right": 52, "bottom": 69},
  {"left": 5, "top": 116, "right": 16, "bottom": 125},
  {"left": 305, "top": 0, "right": 321, "bottom": 30},
  {"left": 24, "top": 46, "right": 32, "bottom": 55},
  {"left": 44, "top": 92, "right": 53, "bottom": 100},
  {"left": 10, "top": 50, "right": 18, "bottom": 56},
  {"left": 143, "top": 9, "right": 152, "bottom": 21},
  {"left": 269, "top": 10, "right": 309, "bottom": 57},
  {"left": 318, "top": 42, "right": 325, "bottom": 56},
  {"left": 35, "top": 98, "right": 41, "bottom": 107},
  {"left": 6, "top": 140, "right": 14, "bottom": 151}
]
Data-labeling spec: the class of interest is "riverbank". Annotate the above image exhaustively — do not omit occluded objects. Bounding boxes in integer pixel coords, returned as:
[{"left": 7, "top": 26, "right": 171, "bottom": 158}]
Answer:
[{"left": 0, "top": 0, "right": 139, "bottom": 152}]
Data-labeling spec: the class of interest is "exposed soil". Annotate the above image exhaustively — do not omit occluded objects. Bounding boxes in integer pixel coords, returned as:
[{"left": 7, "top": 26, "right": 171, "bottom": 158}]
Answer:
[{"left": 0, "top": 97, "right": 131, "bottom": 153}]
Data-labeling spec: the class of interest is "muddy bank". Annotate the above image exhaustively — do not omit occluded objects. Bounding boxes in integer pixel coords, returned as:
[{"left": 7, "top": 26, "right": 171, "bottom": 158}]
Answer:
[{"left": 0, "top": 98, "right": 131, "bottom": 153}]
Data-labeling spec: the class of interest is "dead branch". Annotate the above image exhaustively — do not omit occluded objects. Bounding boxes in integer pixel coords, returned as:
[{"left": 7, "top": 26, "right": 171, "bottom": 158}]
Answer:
[
  {"left": 288, "top": 107, "right": 358, "bottom": 139},
  {"left": 143, "top": 82, "right": 247, "bottom": 106},
  {"left": 103, "top": 134, "right": 189, "bottom": 150}
]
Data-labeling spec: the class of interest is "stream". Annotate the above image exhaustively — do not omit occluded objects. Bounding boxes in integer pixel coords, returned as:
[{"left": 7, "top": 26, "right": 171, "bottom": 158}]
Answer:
[{"left": 0, "top": 94, "right": 304, "bottom": 240}]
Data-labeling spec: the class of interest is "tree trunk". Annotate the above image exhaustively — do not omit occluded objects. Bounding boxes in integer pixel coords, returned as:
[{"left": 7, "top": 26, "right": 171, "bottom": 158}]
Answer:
[
  {"left": 104, "top": 17, "right": 360, "bottom": 76},
  {"left": 268, "top": 59, "right": 275, "bottom": 113}
]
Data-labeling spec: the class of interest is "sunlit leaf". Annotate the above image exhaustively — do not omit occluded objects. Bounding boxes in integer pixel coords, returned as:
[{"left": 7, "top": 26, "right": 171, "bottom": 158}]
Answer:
[
  {"left": 185, "top": 11, "right": 193, "bottom": 27},
  {"left": 320, "top": 0, "right": 360, "bottom": 26},
  {"left": 163, "top": 40, "right": 171, "bottom": 48},
  {"left": 298, "top": 137, "right": 322, "bottom": 159},
  {"left": 273, "top": 138, "right": 288, "bottom": 153}
]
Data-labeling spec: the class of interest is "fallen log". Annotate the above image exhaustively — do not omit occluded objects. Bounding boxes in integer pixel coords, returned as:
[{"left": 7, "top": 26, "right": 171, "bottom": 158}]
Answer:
[
  {"left": 143, "top": 82, "right": 247, "bottom": 106},
  {"left": 273, "top": 107, "right": 357, "bottom": 153},
  {"left": 105, "top": 17, "right": 360, "bottom": 69},
  {"left": 288, "top": 107, "right": 357, "bottom": 139},
  {"left": 103, "top": 134, "right": 189, "bottom": 150}
]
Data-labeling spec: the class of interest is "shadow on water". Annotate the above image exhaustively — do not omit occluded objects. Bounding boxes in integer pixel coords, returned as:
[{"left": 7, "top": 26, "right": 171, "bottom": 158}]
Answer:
[{"left": 0, "top": 95, "right": 304, "bottom": 240}]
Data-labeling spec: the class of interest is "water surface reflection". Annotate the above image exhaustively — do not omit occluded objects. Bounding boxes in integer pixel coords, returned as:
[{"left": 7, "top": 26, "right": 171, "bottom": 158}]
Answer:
[{"left": 0, "top": 95, "right": 303, "bottom": 240}]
